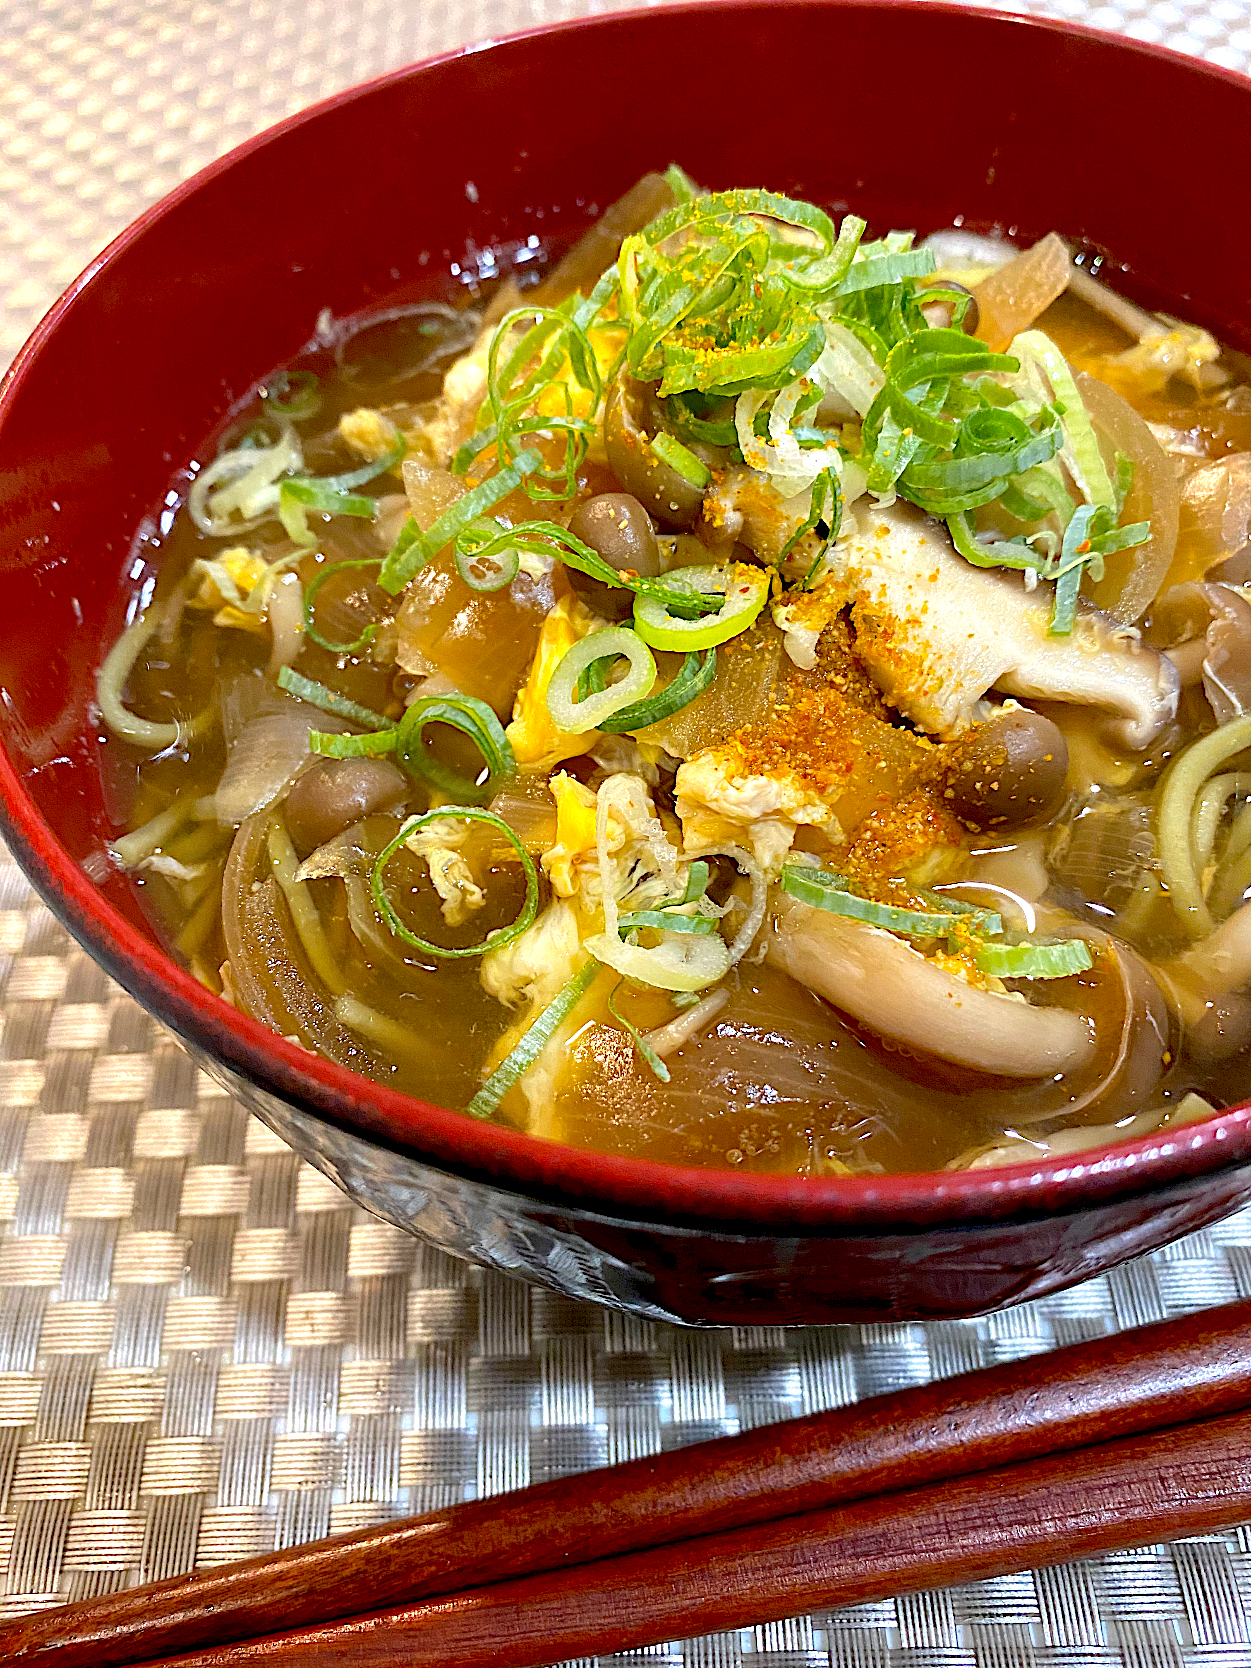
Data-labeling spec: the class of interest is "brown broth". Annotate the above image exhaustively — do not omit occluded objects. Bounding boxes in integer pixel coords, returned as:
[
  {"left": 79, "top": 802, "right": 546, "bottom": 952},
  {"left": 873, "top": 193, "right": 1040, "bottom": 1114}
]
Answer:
[{"left": 101, "top": 258, "right": 1251, "bottom": 1174}]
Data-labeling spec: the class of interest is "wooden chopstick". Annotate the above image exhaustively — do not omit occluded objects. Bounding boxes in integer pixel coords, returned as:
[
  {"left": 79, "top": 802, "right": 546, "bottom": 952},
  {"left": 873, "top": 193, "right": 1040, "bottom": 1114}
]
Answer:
[
  {"left": 5, "top": 1300, "right": 1251, "bottom": 1668},
  {"left": 142, "top": 1403, "right": 1251, "bottom": 1668}
]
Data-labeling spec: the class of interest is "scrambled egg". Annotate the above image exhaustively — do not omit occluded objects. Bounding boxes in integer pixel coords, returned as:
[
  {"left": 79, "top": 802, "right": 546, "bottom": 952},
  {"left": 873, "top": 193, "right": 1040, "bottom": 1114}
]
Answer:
[
  {"left": 403, "top": 816, "right": 485, "bottom": 926},
  {"left": 189, "top": 547, "right": 269, "bottom": 636},
  {"left": 542, "top": 772, "right": 598, "bottom": 897},
  {"left": 506, "top": 592, "right": 601, "bottom": 769},
  {"left": 1112, "top": 324, "right": 1222, "bottom": 395},
  {"left": 339, "top": 407, "right": 403, "bottom": 465},
  {"left": 675, "top": 744, "right": 832, "bottom": 871}
]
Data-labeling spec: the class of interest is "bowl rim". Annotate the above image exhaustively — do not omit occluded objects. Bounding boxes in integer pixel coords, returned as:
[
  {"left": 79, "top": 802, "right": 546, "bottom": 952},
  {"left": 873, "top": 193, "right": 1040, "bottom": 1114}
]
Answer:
[{"left": 3, "top": 0, "right": 1251, "bottom": 1236}]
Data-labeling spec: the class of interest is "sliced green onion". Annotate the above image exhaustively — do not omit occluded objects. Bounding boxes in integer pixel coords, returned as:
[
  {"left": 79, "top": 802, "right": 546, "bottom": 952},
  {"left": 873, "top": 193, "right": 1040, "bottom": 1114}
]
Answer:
[
  {"left": 662, "top": 391, "right": 739, "bottom": 448},
  {"left": 467, "top": 960, "right": 598, "bottom": 1118},
  {"left": 304, "top": 557, "right": 384, "bottom": 654},
  {"left": 662, "top": 163, "right": 699, "bottom": 203},
  {"left": 780, "top": 865, "right": 1002, "bottom": 939},
  {"left": 1011, "top": 331, "right": 1115, "bottom": 508},
  {"left": 316, "top": 432, "right": 407, "bottom": 495},
  {"left": 460, "top": 518, "right": 722, "bottom": 619},
  {"left": 783, "top": 467, "right": 843, "bottom": 584},
  {"left": 545, "top": 627, "right": 657, "bottom": 733},
  {"left": 453, "top": 522, "right": 521, "bottom": 592},
  {"left": 649, "top": 431, "right": 711, "bottom": 488},
  {"left": 1045, "top": 502, "right": 1146, "bottom": 636},
  {"left": 382, "top": 515, "right": 422, "bottom": 580},
  {"left": 946, "top": 512, "right": 1052, "bottom": 575},
  {"left": 632, "top": 565, "right": 769, "bottom": 652},
  {"left": 277, "top": 666, "right": 392, "bottom": 731},
  {"left": 372, "top": 807, "right": 538, "bottom": 962},
  {"left": 597, "top": 647, "right": 717, "bottom": 733},
  {"left": 680, "top": 861, "right": 711, "bottom": 904},
  {"left": 378, "top": 448, "right": 542, "bottom": 593},
  {"left": 974, "top": 939, "right": 1093, "bottom": 979},
  {"left": 279, "top": 478, "right": 376, "bottom": 545},
  {"left": 309, "top": 729, "right": 398, "bottom": 758},
  {"left": 616, "top": 909, "right": 716, "bottom": 936},
  {"left": 483, "top": 305, "right": 603, "bottom": 501},
  {"left": 394, "top": 693, "right": 515, "bottom": 802},
  {"left": 838, "top": 247, "right": 936, "bottom": 295},
  {"left": 262, "top": 370, "right": 321, "bottom": 423},
  {"left": 608, "top": 979, "right": 671, "bottom": 1082}
]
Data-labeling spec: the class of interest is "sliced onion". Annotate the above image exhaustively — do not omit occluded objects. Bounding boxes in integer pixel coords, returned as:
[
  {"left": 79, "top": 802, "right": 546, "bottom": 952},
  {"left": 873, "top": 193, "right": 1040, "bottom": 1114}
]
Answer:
[
  {"left": 814, "top": 323, "right": 885, "bottom": 419},
  {"left": 545, "top": 627, "right": 657, "bottom": 733},
  {"left": 266, "top": 570, "right": 305, "bottom": 673},
  {"left": 215, "top": 705, "right": 342, "bottom": 827},
  {"left": 188, "top": 426, "right": 303, "bottom": 536},
  {"left": 702, "top": 843, "right": 767, "bottom": 966},
  {"left": 1077, "top": 372, "right": 1180, "bottom": 621},
  {"left": 96, "top": 611, "right": 186, "bottom": 751},
  {"left": 584, "top": 928, "right": 730, "bottom": 991}
]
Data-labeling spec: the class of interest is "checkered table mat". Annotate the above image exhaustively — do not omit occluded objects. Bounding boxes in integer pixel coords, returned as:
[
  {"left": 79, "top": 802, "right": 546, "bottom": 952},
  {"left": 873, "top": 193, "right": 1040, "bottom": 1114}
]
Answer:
[{"left": 4, "top": 0, "right": 1251, "bottom": 1658}]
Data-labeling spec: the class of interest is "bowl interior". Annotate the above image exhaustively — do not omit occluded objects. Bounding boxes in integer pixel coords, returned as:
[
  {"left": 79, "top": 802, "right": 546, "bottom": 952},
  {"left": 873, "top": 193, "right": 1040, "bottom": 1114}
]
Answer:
[{"left": 3, "top": 0, "right": 1251, "bottom": 1224}]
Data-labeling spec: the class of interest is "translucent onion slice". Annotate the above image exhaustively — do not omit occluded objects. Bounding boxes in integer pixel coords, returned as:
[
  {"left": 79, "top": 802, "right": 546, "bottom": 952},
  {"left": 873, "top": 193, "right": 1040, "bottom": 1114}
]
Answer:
[
  {"left": 96, "top": 608, "right": 208, "bottom": 752},
  {"left": 1077, "top": 371, "right": 1179, "bottom": 621},
  {"left": 583, "top": 927, "right": 731, "bottom": 991},
  {"left": 189, "top": 425, "right": 303, "bottom": 535}
]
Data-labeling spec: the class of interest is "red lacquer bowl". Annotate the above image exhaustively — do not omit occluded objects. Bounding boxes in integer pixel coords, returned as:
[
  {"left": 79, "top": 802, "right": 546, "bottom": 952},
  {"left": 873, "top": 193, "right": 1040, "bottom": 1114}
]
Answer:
[{"left": 2, "top": 0, "right": 1250, "bottom": 1325}]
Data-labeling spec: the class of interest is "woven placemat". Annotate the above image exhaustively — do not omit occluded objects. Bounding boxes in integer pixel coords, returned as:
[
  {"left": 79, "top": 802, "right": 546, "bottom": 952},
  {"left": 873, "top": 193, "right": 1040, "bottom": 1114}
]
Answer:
[{"left": 3, "top": 0, "right": 1251, "bottom": 1656}]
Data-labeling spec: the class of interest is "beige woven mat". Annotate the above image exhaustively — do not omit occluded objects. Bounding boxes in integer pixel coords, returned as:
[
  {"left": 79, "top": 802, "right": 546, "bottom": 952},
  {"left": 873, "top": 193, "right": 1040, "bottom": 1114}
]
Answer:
[{"left": 4, "top": 0, "right": 1251, "bottom": 1656}]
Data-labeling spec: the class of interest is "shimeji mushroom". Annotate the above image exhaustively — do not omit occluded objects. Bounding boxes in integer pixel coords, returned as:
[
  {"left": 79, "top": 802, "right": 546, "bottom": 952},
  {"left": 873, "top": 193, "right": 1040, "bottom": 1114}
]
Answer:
[{"left": 765, "top": 888, "right": 1096, "bottom": 1079}]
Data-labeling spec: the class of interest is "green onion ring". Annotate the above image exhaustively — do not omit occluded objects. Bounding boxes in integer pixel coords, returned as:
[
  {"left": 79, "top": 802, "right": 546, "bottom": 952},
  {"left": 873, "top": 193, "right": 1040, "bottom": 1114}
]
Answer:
[
  {"left": 372, "top": 807, "right": 538, "bottom": 962},
  {"left": 780, "top": 864, "right": 1002, "bottom": 938},
  {"left": 394, "top": 694, "right": 515, "bottom": 803},
  {"left": 597, "top": 647, "right": 717, "bottom": 733},
  {"left": 453, "top": 522, "right": 521, "bottom": 592},
  {"left": 649, "top": 432, "right": 711, "bottom": 488},
  {"left": 632, "top": 565, "right": 769, "bottom": 652},
  {"left": 616, "top": 909, "right": 716, "bottom": 936},
  {"left": 309, "top": 729, "right": 398, "bottom": 759},
  {"left": 466, "top": 960, "right": 597, "bottom": 1117},
  {"left": 262, "top": 369, "right": 321, "bottom": 423},
  {"left": 315, "top": 432, "right": 407, "bottom": 495},
  {"left": 304, "top": 557, "right": 384, "bottom": 654},
  {"left": 545, "top": 628, "right": 657, "bottom": 734}
]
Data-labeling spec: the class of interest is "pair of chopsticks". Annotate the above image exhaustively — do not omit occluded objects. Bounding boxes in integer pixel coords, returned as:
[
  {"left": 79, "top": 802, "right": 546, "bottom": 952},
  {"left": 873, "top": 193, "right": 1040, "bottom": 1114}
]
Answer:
[{"left": 6, "top": 1300, "right": 1251, "bottom": 1668}]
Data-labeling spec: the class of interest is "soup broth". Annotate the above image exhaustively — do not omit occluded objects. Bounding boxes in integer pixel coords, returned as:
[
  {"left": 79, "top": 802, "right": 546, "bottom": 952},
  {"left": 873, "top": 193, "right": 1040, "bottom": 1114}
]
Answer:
[{"left": 99, "top": 175, "right": 1251, "bottom": 1174}]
